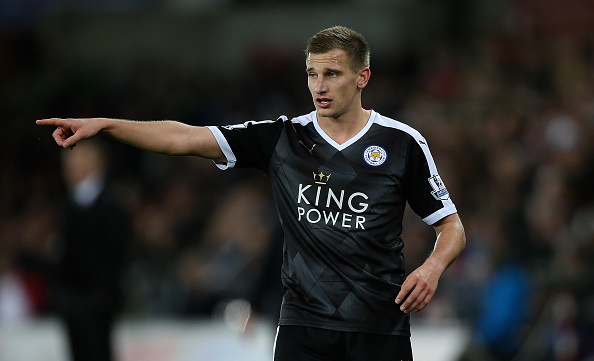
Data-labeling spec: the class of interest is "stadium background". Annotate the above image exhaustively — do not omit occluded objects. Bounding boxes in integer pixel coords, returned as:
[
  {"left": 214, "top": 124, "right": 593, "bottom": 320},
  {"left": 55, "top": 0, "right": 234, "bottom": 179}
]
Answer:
[{"left": 1, "top": 0, "right": 594, "bottom": 360}]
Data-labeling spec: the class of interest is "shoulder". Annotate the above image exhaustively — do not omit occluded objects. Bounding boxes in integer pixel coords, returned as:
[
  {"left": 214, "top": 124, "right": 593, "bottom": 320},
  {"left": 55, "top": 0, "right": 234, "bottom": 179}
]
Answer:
[
  {"left": 290, "top": 111, "right": 316, "bottom": 126},
  {"left": 371, "top": 111, "right": 427, "bottom": 146}
]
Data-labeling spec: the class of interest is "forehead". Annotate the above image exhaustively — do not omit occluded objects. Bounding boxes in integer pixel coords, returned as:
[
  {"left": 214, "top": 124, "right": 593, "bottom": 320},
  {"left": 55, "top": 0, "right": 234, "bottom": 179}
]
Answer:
[{"left": 306, "top": 48, "right": 349, "bottom": 70}]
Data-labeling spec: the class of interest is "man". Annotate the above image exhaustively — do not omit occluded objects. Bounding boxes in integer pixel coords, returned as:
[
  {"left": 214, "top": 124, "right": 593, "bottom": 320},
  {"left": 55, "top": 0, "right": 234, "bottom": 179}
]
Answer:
[
  {"left": 54, "top": 139, "right": 130, "bottom": 361},
  {"left": 38, "top": 26, "right": 465, "bottom": 361}
]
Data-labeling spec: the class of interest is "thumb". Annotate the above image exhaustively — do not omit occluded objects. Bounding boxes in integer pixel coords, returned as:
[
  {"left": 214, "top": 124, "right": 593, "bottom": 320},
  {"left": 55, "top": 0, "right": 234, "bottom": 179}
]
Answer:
[{"left": 62, "top": 130, "right": 87, "bottom": 148}]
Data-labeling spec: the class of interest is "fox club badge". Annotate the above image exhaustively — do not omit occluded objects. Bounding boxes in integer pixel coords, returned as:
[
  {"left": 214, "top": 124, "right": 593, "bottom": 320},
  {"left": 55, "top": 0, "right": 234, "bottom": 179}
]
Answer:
[
  {"left": 363, "top": 145, "right": 387, "bottom": 167},
  {"left": 428, "top": 174, "right": 450, "bottom": 200}
]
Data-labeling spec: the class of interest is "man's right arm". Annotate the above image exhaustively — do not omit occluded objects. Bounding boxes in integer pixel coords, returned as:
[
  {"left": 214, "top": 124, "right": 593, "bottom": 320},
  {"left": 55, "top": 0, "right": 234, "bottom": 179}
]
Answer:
[{"left": 36, "top": 118, "right": 225, "bottom": 161}]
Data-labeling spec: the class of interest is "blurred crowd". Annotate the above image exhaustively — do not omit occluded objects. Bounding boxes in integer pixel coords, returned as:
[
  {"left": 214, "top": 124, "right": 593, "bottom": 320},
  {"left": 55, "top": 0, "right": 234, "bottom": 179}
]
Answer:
[{"left": 2, "top": 2, "right": 594, "bottom": 360}]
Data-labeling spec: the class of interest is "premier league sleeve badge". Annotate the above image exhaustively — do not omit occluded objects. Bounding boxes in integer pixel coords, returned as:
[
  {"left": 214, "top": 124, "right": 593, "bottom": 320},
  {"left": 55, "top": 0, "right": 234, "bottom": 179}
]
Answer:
[{"left": 428, "top": 174, "right": 450, "bottom": 200}]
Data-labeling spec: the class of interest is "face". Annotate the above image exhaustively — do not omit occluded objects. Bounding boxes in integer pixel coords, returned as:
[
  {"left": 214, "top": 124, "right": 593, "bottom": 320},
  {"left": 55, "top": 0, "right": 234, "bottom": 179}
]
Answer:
[
  {"left": 306, "top": 49, "right": 369, "bottom": 120},
  {"left": 61, "top": 144, "right": 104, "bottom": 187}
]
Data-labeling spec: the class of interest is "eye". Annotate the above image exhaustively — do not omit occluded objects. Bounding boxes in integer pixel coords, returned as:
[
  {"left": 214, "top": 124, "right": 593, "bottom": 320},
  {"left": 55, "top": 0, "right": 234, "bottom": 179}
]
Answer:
[
  {"left": 328, "top": 71, "right": 338, "bottom": 77},
  {"left": 308, "top": 72, "right": 317, "bottom": 78}
]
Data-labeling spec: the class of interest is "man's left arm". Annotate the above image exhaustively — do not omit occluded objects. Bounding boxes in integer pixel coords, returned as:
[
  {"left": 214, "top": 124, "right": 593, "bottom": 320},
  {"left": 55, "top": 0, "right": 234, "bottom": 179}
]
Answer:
[{"left": 395, "top": 213, "right": 466, "bottom": 313}]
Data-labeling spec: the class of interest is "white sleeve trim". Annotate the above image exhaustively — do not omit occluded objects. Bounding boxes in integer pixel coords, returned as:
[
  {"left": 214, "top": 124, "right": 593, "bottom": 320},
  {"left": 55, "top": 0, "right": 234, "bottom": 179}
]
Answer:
[
  {"left": 206, "top": 126, "right": 237, "bottom": 170},
  {"left": 422, "top": 204, "right": 457, "bottom": 225}
]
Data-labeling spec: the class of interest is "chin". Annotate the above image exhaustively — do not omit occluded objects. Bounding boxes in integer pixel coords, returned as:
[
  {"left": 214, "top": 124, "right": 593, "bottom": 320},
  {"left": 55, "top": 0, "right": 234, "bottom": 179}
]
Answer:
[{"left": 315, "top": 108, "right": 336, "bottom": 118}]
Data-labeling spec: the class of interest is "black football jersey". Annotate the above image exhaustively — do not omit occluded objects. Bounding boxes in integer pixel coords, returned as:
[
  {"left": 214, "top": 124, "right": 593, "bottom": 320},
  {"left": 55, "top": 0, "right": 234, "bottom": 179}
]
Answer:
[{"left": 207, "top": 110, "right": 457, "bottom": 335}]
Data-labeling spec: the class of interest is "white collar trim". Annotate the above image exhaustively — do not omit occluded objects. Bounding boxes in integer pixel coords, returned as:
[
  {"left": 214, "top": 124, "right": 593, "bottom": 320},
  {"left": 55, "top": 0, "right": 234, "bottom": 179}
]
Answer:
[{"left": 312, "top": 110, "right": 376, "bottom": 151}]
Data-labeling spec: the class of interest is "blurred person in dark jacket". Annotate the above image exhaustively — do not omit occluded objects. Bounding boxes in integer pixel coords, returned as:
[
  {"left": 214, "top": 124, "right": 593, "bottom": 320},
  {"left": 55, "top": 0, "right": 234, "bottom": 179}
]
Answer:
[{"left": 52, "top": 139, "right": 131, "bottom": 361}]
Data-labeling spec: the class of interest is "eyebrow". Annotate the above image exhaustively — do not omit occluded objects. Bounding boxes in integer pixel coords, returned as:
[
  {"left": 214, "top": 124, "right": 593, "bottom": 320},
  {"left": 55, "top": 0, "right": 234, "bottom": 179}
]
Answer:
[{"left": 306, "top": 67, "right": 342, "bottom": 74}]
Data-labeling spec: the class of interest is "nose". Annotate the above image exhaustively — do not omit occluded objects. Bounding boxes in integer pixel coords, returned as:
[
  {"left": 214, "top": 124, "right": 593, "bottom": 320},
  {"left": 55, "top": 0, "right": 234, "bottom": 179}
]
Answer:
[{"left": 314, "top": 77, "right": 328, "bottom": 94}]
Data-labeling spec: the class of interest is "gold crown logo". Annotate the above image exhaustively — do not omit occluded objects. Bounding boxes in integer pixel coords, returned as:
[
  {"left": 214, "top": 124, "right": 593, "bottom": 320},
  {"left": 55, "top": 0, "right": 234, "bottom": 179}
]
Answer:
[{"left": 313, "top": 171, "right": 331, "bottom": 185}]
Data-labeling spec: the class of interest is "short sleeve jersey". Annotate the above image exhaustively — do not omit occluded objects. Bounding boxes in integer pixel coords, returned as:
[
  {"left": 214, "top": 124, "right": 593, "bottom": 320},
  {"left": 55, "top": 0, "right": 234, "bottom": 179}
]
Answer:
[{"left": 207, "top": 110, "right": 457, "bottom": 336}]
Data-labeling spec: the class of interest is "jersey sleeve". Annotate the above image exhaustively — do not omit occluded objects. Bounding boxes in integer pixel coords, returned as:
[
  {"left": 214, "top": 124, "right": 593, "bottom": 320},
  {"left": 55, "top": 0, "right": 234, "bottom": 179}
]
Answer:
[
  {"left": 403, "top": 137, "right": 457, "bottom": 225},
  {"left": 206, "top": 116, "right": 286, "bottom": 172}
]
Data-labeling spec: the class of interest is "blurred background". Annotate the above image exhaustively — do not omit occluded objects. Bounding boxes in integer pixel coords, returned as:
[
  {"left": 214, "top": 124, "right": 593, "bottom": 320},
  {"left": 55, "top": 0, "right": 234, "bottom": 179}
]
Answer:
[{"left": 1, "top": 0, "right": 594, "bottom": 360}]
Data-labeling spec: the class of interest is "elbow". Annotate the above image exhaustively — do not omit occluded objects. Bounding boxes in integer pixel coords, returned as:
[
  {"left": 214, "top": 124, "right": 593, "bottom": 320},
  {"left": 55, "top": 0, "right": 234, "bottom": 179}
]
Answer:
[
  {"left": 459, "top": 225, "right": 467, "bottom": 251},
  {"left": 454, "top": 216, "right": 467, "bottom": 251},
  {"left": 441, "top": 213, "right": 467, "bottom": 253}
]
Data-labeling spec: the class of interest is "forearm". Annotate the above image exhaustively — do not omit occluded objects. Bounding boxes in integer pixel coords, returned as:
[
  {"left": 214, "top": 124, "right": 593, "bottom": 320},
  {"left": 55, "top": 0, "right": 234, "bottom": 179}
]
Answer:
[
  {"left": 100, "top": 118, "right": 221, "bottom": 158},
  {"left": 395, "top": 213, "right": 465, "bottom": 313},
  {"left": 100, "top": 118, "right": 188, "bottom": 154},
  {"left": 425, "top": 213, "right": 466, "bottom": 272}
]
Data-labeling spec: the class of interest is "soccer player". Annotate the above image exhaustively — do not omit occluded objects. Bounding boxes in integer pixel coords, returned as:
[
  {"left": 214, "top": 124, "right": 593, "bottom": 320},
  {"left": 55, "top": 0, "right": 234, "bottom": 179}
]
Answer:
[{"left": 38, "top": 26, "right": 466, "bottom": 361}]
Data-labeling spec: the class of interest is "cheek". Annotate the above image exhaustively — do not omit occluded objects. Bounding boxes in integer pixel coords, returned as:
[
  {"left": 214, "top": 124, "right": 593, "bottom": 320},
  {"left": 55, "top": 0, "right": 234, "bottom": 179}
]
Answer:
[
  {"left": 307, "top": 80, "right": 315, "bottom": 93},
  {"left": 338, "top": 82, "right": 356, "bottom": 97}
]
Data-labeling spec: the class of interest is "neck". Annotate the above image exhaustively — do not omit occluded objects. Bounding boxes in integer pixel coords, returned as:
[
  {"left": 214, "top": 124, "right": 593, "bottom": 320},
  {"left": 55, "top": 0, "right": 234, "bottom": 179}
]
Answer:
[{"left": 317, "top": 108, "right": 371, "bottom": 145}]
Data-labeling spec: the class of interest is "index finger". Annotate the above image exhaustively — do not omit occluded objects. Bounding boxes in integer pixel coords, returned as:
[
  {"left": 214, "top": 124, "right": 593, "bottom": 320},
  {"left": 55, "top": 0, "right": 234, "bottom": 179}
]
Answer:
[{"left": 36, "top": 118, "right": 68, "bottom": 126}]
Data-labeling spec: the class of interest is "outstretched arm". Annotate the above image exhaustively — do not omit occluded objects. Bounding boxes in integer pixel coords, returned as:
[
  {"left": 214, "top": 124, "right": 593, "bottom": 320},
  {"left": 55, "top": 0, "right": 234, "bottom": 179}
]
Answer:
[
  {"left": 395, "top": 213, "right": 466, "bottom": 313},
  {"left": 36, "top": 118, "right": 224, "bottom": 160}
]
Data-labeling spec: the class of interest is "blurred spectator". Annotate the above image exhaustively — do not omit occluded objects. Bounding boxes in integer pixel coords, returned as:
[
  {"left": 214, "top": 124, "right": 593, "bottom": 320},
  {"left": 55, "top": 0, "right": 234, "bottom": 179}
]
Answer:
[
  {"left": 0, "top": 222, "right": 35, "bottom": 323},
  {"left": 51, "top": 139, "right": 131, "bottom": 361},
  {"left": 458, "top": 213, "right": 533, "bottom": 361}
]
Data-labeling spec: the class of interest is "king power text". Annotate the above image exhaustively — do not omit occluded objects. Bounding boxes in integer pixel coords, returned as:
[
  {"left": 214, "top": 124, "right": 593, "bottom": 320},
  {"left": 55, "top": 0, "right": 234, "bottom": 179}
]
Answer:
[{"left": 297, "top": 184, "right": 368, "bottom": 229}]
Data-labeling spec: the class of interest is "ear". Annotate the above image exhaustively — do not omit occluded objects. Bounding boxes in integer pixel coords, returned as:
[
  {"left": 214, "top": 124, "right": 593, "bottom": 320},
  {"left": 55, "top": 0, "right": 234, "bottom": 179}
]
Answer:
[{"left": 357, "top": 67, "right": 371, "bottom": 89}]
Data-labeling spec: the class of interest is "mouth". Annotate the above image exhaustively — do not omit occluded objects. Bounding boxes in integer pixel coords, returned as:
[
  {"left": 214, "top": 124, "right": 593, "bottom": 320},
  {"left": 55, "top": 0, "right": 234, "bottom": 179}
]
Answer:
[{"left": 316, "top": 98, "right": 332, "bottom": 108}]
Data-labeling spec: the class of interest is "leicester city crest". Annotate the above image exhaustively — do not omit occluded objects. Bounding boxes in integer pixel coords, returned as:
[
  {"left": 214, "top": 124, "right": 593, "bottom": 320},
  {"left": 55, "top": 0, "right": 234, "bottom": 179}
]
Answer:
[{"left": 363, "top": 145, "right": 387, "bottom": 166}]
